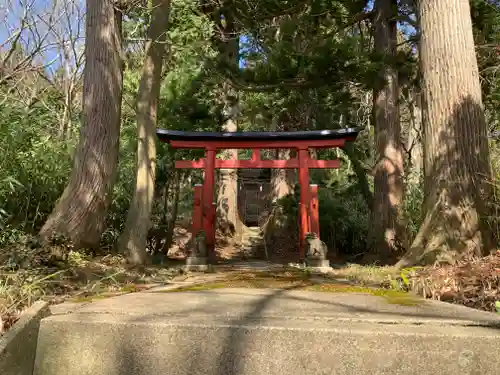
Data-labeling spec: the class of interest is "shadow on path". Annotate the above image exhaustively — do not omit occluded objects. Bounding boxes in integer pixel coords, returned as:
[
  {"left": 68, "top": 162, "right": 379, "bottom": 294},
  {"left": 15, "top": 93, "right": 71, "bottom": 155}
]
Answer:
[{"left": 112, "top": 284, "right": 500, "bottom": 375}]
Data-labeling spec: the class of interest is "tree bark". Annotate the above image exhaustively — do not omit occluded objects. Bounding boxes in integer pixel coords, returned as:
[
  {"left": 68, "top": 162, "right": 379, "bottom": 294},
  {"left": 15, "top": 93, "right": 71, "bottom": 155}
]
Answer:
[
  {"left": 118, "top": 0, "right": 171, "bottom": 265},
  {"left": 370, "top": 0, "right": 406, "bottom": 261},
  {"left": 270, "top": 149, "right": 295, "bottom": 202},
  {"left": 269, "top": 118, "right": 296, "bottom": 203},
  {"left": 39, "top": 0, "right": 123, "bottom": 249},
  {"left": 396, "top": 0, "right": 493, "bottom": 268},
  {"left": 216, "top": 11, "right": 242, "bottom": 239}
]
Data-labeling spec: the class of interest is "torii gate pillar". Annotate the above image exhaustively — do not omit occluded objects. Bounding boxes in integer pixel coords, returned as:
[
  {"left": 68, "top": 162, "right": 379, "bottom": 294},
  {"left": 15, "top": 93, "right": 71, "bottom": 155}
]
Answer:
[
  {"left": 202, "top": 147, "right": 216, "bottom": 260},
  {"left": 298, "top": 147, "right": 311, "bottom": 260}
]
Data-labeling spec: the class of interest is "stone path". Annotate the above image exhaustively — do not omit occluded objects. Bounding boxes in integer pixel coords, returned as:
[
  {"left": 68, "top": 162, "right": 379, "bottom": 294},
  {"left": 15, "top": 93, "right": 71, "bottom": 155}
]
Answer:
[
  {"left": 216, "top": 260, "right": 282, "bottom": 271},
  {"left": 33, "top": 257, "right": 500, "bottom": 375},
  {"left": 37, "top": 287, "right": 500, "bottom": 375}
]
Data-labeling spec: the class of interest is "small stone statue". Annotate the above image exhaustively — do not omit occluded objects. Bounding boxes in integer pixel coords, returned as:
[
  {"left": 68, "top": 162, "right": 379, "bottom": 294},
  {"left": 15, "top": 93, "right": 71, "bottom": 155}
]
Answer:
[
  {"left": 192, "top": 231, "right": 207, "bottom": 258},
  {"left": 185, "top": 231, "right": 209, "bottom": 271},
  {"left": 305, "top": 232, "right": 328, "bottom": 260}
]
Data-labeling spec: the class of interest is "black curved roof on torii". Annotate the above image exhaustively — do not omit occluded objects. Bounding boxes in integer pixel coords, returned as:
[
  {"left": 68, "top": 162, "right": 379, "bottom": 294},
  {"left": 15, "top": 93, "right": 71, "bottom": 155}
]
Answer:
[{"left": 156, "top": 128, "right": 360, "bottom": 142}]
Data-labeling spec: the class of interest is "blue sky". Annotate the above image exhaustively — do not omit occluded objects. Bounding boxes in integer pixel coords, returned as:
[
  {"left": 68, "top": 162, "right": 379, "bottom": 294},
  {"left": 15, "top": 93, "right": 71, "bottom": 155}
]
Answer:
[{"left": 0, "top": 0, "right": 85, "bottom": 75}]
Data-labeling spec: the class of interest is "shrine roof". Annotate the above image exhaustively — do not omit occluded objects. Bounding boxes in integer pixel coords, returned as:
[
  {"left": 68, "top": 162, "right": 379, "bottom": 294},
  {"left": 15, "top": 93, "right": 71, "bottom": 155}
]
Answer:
[{"left": 156, "top": 128, "right": 359, "bottom": 143}]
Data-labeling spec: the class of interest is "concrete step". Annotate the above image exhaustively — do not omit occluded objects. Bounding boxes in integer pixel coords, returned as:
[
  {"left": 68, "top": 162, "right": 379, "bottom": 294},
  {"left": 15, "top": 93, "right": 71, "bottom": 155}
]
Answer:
[{"left": 34, "top": 289, "right": 500, "bottom": 375}]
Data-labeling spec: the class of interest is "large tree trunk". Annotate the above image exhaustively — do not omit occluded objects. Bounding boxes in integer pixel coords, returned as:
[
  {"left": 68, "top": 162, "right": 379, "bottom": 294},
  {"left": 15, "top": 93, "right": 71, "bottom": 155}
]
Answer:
[
  {"left": 118, "top": 0, "right": 171, "bottom": 265},
  {"left": 216, "top": 12, "right": 242, "bottom": 239},
  {"left": 270, "top": 149, "right": 295, "bottom": 202},
  {"left": 39, "top": 0, "right": 123, "bottom": 249},
  {"left": 396, "top": 0, "right": 493, "bottom": 268},
  {"left": 270, "top": 119, "right": 295, "bottom": 203},
  {"left": 369, "top": 0, "right": 406, "bottom": 261}
]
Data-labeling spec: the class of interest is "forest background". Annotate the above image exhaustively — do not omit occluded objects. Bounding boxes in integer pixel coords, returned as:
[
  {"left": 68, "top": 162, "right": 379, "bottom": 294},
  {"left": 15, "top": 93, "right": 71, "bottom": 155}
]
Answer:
[{"left": 1, "top": 0, "right": 499, "bottom": 330}]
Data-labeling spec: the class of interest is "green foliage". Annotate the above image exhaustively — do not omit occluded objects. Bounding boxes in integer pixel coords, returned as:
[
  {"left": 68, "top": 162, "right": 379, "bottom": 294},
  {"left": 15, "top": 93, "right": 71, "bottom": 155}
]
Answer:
[
  {"left": 275, "top": 174, "right": 370, "bottom": 256},
  {"left": 0, "top": 0, "right": 499, "bottom": 266},
  {"left": 274, "top": 166, "right": 425, "bottom": 258},
  {"left": 470, "top": 0, "right": 500, "bottom": 130},
  {"left": 317, "top": 187, "right": 370, "bottom": 255},
  {"left": 0, "top": 99, "right": 75, "bottom": 245},
  {"left": 403, "top": 173, "right": 425, "bottom": 242}
]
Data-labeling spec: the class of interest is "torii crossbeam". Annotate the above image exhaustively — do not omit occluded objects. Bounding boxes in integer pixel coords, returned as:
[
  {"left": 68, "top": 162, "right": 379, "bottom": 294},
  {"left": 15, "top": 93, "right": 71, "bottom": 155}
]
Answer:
[{"left": 156, "top": 128, "right": 360, "bottom": 262}]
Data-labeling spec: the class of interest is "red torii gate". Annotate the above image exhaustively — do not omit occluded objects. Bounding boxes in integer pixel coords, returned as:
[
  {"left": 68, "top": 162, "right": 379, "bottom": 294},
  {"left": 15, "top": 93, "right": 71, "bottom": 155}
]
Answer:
[{"left": 156, "top": 128, "right": 359, "bottom": 262}]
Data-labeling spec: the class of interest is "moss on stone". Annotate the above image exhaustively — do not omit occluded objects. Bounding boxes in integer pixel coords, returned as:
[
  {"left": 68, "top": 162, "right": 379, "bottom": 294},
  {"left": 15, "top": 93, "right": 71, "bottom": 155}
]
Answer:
[
  {"left": 159, "top": 282, "right": 229, "bottom": 292},
  {"left": 372, "top": 289, "right": 423, "bottom": 306},
  {"left": 305, "top": 284, "right": 423, "bottom": 305},
  {"left": 71, "top": 294, "right": 109, "bottom": 303},
  {"left": 120, "top": 284, "right": 138, "bottom": 293},
  {"left": 159, "top": 274, "right": 424, "bottom": 306},
  {"left": 306, "top": 284, "right": 376, "bottom": 293}
]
